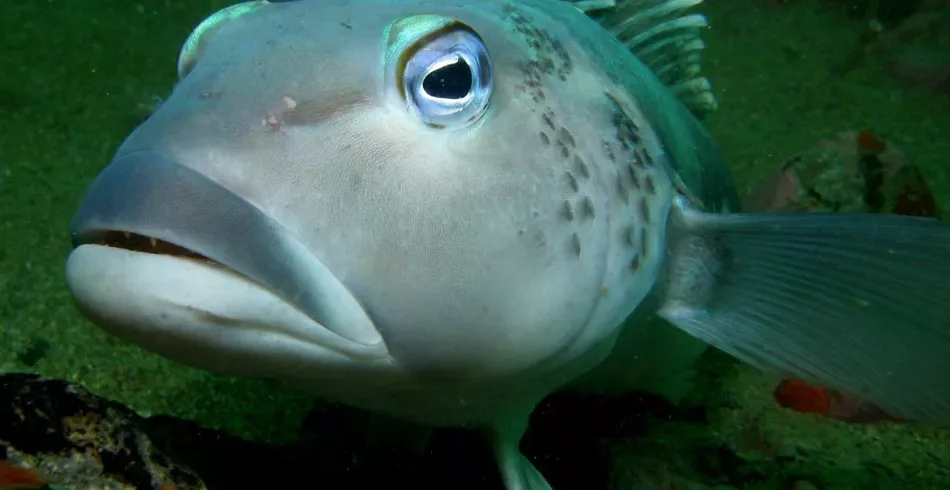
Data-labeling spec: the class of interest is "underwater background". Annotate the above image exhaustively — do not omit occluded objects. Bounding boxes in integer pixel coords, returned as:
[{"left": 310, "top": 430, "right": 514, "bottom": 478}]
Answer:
[{"left": 1, "top": 0, "right": 948, "bottom": 488}]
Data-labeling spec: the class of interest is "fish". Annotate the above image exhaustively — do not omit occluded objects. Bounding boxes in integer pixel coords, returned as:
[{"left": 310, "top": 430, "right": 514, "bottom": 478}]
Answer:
[{"left": 63, "top": 0, "right": 950, "bottom": 488}]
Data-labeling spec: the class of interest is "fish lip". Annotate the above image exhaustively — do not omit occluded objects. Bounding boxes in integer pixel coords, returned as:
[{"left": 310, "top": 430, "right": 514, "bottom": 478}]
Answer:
[
  {"left": 68, "top": 150, "right": 383, "bottom": 350},
  {"left": 65, "top": 243, "right": 390, "bottom": 366}
]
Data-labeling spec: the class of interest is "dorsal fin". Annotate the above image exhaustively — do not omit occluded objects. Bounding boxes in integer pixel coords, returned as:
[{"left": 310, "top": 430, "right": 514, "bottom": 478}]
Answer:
[{"left": 569, "top": 0, "right": 717, "bottom": 118}]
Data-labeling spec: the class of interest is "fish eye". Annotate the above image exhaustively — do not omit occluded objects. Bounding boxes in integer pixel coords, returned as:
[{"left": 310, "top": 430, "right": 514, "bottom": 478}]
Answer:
[{"left": 400, "top": 26, "right": 493, "bottom": 129}]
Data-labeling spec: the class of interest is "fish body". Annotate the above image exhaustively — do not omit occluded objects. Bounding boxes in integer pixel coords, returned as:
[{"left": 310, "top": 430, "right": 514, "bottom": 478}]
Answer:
[
  {"left": 64, "top": 1, "right": 950, "bottom": 488},
  {"left": 65, "top": 0, "right": 726, "bottom": 425}
]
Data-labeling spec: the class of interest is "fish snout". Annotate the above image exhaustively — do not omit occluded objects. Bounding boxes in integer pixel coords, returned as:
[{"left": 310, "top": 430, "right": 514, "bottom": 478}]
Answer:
[{"left": 66, "top": 150, "right": 388, "bottom": 373}]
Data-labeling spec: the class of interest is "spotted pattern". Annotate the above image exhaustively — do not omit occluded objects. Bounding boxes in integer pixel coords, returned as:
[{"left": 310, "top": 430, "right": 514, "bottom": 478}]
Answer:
[
  {"left": 503, "top": 3, "right": 573, "bottom": 107},
  {"left": 571, "top": 232, "right": 582, "bottom": 257},
  {"left": 500, "top": 3, "right": 669, "bottom": 273},
  {"left": 538, "top": 131, "right": 550, "bottom": 145},
  {"left": 559, "top": 117, "right": 595, "bottom": 258},
  {"left": 600, "top": 90, "right": 670, "bottom": 276},
  {"left": 501, "top": 5, "right": 599, "bottom": 259}
]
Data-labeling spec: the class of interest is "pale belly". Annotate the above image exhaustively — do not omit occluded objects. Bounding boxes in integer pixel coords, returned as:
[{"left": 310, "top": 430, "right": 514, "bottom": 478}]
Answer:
[
  {"left": 281, "top": 302, "right": 705, "bottom": 429},
  {"left": 285, "top": 331, "right": 625, "bottom": 428}
]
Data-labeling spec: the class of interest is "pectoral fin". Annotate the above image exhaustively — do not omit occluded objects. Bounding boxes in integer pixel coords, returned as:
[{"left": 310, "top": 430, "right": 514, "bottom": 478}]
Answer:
[{"left": 658, "top": 198, "right": 950, "bottom": 425}]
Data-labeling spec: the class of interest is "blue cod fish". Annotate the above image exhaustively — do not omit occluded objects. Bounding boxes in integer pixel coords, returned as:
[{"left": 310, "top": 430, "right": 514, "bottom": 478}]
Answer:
[{"left": 64, "top": 0, "right": 950, "bottom": 488}]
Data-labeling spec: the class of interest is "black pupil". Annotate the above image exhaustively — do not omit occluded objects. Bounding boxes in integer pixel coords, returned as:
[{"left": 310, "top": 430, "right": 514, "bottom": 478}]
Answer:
[{"left": 422, "top": 59, "right": 473, "bottom": 100}]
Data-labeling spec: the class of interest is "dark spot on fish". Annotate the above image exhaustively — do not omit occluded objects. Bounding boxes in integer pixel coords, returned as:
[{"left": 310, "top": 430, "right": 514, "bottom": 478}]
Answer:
[
  {"left": 638, "top": 226, "right": 649, "bottom": 257},
  {"left": 638, "top": 148, "right": 655, "bottom": 168},
  {"left": 643, "top": 174, "right": 656, "bottom": 196},
  {"left": 603, "top": 140, "right": 616, "bottom": 163},
  {"left": 616, "top": 115, "right": 641, "bottom": 150},
  {"left": 631, "top": 152, "right": 646, "bottom": 169},
  {"left": 550, "top": 38, "right": 572, "bottom": 73},
  {"left": 630, "top": 255, "right": 640, "bottom": 271},
  {"left": 615, "top": 174, "right": 629, "bottom": 203},
  {"left": 340, "top": 21, "right": 352, "bottom": 29},
  {"left": 580, "top": 196, "right": 596, "bottom": 221},
  {"left": 564, "top": 172, "right": 579, "bottom": 193},
  {"left": 541, "top": 112, "right": 556, "bottom": 130},
  {"left": 624, "top": 226, "right": 637, "bottom": 247},
  {"left": 504, "top": 4, "right": 573, "bottom": 103},
  {"left": 573, "top": 155, "right": 590, "bottom": 180},
  {"left": 539, "top": 131, "right": 550, "bottom": 146},
  {"left": 571, "top": 233, "right": 582, "bottom": 257},
  {"left": 557, "top": 127, "right": 576, "bottom": 149},
  {"left": 638, "top": 197, "right": 651, "bottom": 224},
  {"left": 606, "top": 91, "right": 644, "bottom": 151},
  {"left": 627, "top": 164, "right": 641, "bottom": 189},
  {"left": 559, "top": 145, "right": 570, "bottom": 159},
  {"left": 561, "top": 201, "right": 575, "bottom": 221}
]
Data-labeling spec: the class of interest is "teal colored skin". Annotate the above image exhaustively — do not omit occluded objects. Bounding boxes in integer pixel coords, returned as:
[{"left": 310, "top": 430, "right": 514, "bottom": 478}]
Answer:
[
  {"left": 531, "top": 2, "right": 740, "bottom": 213},
  {"left": 62, "top": 1, "right": 745, "bottom": 488}
]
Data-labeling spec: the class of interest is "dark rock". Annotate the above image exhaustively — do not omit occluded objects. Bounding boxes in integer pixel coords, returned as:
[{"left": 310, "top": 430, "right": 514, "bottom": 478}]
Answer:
[
  {"left": 0, "top": 373, "right": 205, "bottom": 489},
  {"left": 1, "top": 373, "right": 705, "bottom": 489}
]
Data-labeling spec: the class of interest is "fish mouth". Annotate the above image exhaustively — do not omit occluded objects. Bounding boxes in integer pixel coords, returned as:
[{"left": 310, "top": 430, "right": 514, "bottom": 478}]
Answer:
[
  {"left": 65, "top": 150, "right": 386, "bottom": 368},
  {"left": 91, "top": 230, "right": 216, "bottom": 262}
]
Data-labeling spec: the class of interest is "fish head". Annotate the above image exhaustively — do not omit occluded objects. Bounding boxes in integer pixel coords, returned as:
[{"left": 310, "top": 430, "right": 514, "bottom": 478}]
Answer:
[{"left": 65, "top": 0, "right": 667, "bottom": 389}]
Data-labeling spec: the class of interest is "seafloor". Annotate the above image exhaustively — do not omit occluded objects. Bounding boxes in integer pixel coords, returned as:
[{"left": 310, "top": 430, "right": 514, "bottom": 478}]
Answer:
[{"left": 1, "top": 0, "right": 948, "bottom": 489}]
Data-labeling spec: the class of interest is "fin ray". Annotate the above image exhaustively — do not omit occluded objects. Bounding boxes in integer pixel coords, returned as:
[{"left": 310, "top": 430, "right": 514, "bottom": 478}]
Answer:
[
  {"left": 569, "top": 0, "right": 618, "bottom": 11},
  {"left": 579, "top": 0, "right": 717, "bottom": 116},
  {"left": 659, "top": 208, "right": 950, "bottom": 424}
]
